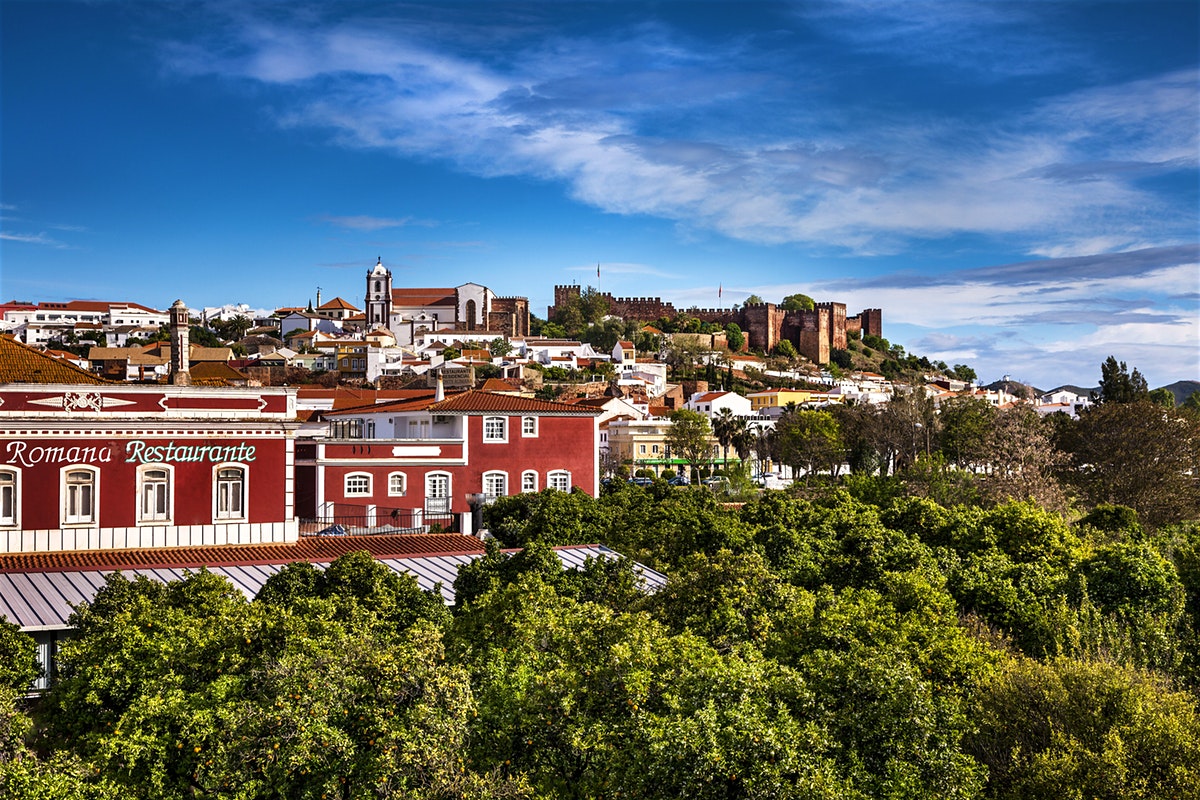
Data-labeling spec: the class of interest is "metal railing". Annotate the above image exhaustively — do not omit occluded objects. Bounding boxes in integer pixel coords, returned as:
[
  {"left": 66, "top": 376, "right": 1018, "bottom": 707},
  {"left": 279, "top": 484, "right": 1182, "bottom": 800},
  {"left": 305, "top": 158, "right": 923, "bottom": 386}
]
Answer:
[{"left": 299, "top": 503, "right": 457, "bottom": 536}]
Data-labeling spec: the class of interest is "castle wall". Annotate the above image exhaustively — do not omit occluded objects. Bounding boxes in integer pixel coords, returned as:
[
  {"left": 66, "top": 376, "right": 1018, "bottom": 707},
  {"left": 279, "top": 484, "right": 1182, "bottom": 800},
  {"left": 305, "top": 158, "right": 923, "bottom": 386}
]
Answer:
[{"left": 547, "top": 284, "right": 877, "bottom": 365}]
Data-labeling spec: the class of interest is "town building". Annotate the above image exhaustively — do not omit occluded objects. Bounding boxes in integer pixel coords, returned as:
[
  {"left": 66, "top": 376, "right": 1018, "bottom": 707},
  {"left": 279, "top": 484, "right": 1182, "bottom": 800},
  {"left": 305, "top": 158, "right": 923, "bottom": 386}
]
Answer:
[
  {"left": 365, "top": 258, "right": 531, "bottom": 345},
  {"left": 297, "top": 383, "right": 601, "bottom": 534}
]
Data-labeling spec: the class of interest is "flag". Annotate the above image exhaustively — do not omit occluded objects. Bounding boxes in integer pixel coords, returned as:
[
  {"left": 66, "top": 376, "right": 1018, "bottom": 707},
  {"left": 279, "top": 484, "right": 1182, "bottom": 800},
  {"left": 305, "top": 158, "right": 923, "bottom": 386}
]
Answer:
[
  {"left": 718, "top": 283, "right": 722, "bottom": 299},
  {"left": 597, "top": 263, "right": 601, "bottom": 279}
]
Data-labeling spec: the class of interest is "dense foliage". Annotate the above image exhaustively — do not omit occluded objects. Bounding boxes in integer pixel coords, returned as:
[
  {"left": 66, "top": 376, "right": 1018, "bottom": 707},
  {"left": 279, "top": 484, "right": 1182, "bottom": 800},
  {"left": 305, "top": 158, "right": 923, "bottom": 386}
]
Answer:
[{"left": 3, "top": 482, "right": 1199, "bottom": 799}]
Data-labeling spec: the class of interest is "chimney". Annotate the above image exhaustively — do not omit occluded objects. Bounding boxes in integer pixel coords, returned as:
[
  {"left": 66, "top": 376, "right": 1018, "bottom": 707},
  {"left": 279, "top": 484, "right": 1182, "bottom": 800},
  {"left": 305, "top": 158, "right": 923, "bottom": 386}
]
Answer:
[
  {"left": 170, "top": 299, "right": 191, "bottom": 386},
  {"left": 435, "top": 370, "right": 445, "bottom": 402}
]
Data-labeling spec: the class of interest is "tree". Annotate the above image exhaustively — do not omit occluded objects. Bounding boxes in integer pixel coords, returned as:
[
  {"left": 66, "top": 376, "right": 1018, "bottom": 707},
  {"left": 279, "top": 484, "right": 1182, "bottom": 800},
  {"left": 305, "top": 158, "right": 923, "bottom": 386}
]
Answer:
[
  {"left": 780, "top": 293, "right": 815, "bottom": 311},
  {"left": 1093, "top": 356, "right": 1149, "bottom": 404},
  {"left": 723, "top": 323, "right": 745, "bottom": 352},
  {"left": 774, "top": 408, "right": 843, "bottom": 484},
  {"left": 745, "top": 294, "right": 764, "bottom": 305},
  {"left": 1063, "top": 400, "right": 1200, "bottom": 528},
  {"left": 951, "top": 363, "right": 976, "bottom": 383},
  {"left": 773, "top": 338, "right": 797, "bottom": 359},
  {"left": 665, "top": 409, "right": 714, "bottom": 483},
  {"left": 936, "top": 395, "right": 995, "bottom": 469},
  {"left": 967, "top": 655, "right": 1200, "bottom": 800},
  {"left": 711, "top": 408, "right": 746, "bottom": 468},
  {"left": 1149, "top": 386, "right": 1176, "bottom": 407},
  {"left": 978, "top": 405, "right": 1068, "bottom": 514}
]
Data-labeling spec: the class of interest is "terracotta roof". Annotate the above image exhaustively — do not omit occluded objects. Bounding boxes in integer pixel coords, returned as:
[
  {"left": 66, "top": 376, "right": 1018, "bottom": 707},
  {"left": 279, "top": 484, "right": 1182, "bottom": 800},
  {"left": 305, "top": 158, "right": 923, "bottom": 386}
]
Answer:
[
  {"left": 0, "top": 335, "right": 111, "bottom": 385},
  {"left": 391, "top": 288, "right": 456, "bottom": 306},
  {"left": 479, "top": 378, "right": 519, "bottom": 392},
  {"left": 431, "top": 390, "right": 601, "bottom": 415},
  {"left": 188, "top": 361, "right": 250, "bottom": 384},
  {"left": 0, "top": 533, "right": 485, "bottom": 575},
  {"left": 317, "top": 297, "right": 360, "bottom": 311}
]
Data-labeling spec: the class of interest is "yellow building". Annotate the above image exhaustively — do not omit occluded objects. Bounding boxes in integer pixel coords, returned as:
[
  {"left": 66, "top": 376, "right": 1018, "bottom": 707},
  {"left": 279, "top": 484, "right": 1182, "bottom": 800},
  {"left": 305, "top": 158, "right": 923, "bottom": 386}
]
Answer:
[{"left": 746, "top": 387, "right": 812, "bottom": 415}]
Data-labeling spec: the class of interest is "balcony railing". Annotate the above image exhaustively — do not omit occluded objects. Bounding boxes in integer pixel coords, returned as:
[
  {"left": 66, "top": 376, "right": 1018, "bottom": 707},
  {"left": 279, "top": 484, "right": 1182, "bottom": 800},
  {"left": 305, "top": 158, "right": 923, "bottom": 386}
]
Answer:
[{"left": 299, "top": 503, "right": 457, "bottom": 536}]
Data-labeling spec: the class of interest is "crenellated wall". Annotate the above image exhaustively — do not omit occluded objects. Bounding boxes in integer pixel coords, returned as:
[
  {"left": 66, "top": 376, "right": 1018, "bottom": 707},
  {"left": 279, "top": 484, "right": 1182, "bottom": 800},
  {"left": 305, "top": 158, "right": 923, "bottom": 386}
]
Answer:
[{"left": 547, "top": 285, "right": 879, "bottom": 365}]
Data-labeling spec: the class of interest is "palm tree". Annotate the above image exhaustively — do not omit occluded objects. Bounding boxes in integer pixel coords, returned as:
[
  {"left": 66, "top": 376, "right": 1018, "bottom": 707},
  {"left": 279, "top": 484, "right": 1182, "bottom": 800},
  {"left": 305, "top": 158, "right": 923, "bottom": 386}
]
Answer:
[{"left": 711, "top": 407, "right": 747, "bottom": 469}]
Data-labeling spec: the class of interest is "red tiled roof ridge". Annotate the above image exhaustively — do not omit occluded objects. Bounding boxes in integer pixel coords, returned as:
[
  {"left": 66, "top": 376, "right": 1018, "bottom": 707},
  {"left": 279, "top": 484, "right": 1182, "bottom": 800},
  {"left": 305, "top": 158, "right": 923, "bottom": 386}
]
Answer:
[
  {"left": 429, "top": 390, "right": 602, "bottom": 415},
  {"left": 0, "top": 533, "right": 486, "bottom": 574}
]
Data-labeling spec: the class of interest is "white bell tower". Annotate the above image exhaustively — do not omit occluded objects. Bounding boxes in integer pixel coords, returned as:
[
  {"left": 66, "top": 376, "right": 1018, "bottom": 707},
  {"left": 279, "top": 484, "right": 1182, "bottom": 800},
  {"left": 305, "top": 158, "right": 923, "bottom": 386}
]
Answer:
[{"left": 365, "top": 257, "right": 393, "bottom": 330}]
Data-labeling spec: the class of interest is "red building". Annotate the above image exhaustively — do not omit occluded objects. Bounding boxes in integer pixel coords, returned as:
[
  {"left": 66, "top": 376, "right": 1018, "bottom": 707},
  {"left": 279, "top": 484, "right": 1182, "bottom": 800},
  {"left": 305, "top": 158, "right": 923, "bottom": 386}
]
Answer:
[
  {"left": 0, "top": 335, "right": 300, "bottom": 554},
  {"left": 297, "top": 388, "right": 601, "bottom": 533}
]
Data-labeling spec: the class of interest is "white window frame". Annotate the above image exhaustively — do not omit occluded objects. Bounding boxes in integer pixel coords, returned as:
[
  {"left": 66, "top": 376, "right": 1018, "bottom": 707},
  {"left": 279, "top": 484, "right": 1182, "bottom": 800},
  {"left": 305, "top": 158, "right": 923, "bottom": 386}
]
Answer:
[
  {"left": 482, "top": 416, "right": 507, "bottom": 443},
  {"left": 137, "top": 464, "right": 173, "bottom": 524},
  {"left": 548, "top": 470, "right": 571, "bottom": 492},
  {"left": 425, "top": 471, "right": 452, "bottom": 513},
  {"left": 482, "top": 471, "right": 508, "bottom": 503},
  {"left": 0, "top": 468, "right": 19, "bottom": 528},
  {"left": 214, "top": 464, "right": 248, "bottom": 521},
  {"left": 521, "top": 470, "right": 538, "bottom": 493},
  {"left": 387, "top": 472, "right": 407, "bottom": 497},
  {"left": 521, "top": 416, "right": 538, "bottom": 437},
  {"left": 62, "top": 466, "right": 99, "bottom": 526},
  {"left": 345, "top": 472, "right": 372, "bottom": 497}
]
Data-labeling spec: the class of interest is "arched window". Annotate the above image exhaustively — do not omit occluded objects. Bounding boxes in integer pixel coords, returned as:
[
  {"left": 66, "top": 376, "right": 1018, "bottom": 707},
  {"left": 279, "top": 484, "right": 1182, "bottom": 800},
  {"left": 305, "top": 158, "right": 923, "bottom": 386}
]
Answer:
[
  {"left": 482, "top": 416, "right": 507, "bottom": 442},
  {"left": 483, "top": 471, "right": 507, "bottom": 502},
  {"left": 521, "top": 470, "right": 538, "bottom": 493},
  {"left": 0, "top": 468, "right": 18, "bottom": 527},
  {"left": 425, "top": 472, "right": 451, "bottom": 513},
  {"left": 345, "top": 472, "right": 372, "bottom": 497},
  {"left": 548, "top": 470, "right": 571, "bottom": 492},
  {"left": 388, "top": 472, "right": 407, "bottom": 497},
  {"left": 215, "top": 465, "right": 247, "bottom": 521},
  {"left": 62, "top": 466, "right": 98, "bottom": 525},
  {"left": 137, "top": 465, "right": 173, "bottom": 523},
  {"left": 465, "top": 299, "right": 477, "bottom": 331}
]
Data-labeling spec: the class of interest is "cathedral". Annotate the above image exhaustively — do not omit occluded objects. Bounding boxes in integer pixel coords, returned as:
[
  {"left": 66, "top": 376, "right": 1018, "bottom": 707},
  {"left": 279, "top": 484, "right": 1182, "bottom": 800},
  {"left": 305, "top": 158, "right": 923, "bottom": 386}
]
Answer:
[{"left": 365, "top": 258, "right": 530, "bottom": 346}]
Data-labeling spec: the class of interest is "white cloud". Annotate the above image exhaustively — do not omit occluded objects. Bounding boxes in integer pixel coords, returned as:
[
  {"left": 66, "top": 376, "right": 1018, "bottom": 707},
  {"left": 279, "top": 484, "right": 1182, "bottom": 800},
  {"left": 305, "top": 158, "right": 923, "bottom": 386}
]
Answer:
[{"left": 0, "top": 231, "right": 68, "bottom": 248}]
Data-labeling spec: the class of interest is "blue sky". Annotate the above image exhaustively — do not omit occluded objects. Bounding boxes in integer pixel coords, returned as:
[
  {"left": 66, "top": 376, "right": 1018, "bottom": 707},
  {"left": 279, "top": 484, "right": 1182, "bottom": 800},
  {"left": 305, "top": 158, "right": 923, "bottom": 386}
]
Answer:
[{"left": 2, "top": 0, "right": 1197, "bottom": 390}]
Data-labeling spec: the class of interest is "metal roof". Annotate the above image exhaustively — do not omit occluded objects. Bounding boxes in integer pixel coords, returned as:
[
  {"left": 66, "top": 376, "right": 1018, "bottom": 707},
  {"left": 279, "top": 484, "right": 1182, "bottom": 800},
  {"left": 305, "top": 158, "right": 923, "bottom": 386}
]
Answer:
[{"left": 0, "top": 545, "right": 665, "bottom": 631}]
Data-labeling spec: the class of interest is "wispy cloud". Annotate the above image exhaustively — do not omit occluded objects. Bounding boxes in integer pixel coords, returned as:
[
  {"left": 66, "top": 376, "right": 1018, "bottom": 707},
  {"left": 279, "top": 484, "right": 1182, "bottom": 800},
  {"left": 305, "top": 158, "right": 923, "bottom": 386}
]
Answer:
[
  {"left": 0, "top": 231, "right": 70, "bottom": 248},
  {"left": 159, "top": 9, "right": 1197, "bottom": 261},
  {"left": 316, "top": 214, "right": 434, "bottom": 231}
]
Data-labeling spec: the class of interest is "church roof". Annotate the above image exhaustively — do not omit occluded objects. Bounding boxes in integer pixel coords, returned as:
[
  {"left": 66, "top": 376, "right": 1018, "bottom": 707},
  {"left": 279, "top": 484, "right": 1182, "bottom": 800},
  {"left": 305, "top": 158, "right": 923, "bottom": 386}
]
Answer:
[
  {"left": 0, "top": 335, "right": 111, "bottom": 385},
  {"left": 390, "top": 288, "right": 456, "bottom": 306}
]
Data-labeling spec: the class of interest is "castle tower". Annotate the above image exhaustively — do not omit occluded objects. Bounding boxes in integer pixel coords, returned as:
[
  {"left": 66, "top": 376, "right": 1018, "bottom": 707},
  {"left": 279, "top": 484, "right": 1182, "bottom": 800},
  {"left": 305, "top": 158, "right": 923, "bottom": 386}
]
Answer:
[
  {"left": 169, "top": 299, "right": 191, "bottom": 386},
  {"left": 365, "top": 257, "right": 392, "bottom": 329}
]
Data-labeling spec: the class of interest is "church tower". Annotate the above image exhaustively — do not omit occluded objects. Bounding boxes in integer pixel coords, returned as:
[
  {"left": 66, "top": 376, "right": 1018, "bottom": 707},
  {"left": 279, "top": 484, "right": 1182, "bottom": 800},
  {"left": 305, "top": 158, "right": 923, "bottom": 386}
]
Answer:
[{"left": 365, "top": 257, "right": 392, "bottom": 329}]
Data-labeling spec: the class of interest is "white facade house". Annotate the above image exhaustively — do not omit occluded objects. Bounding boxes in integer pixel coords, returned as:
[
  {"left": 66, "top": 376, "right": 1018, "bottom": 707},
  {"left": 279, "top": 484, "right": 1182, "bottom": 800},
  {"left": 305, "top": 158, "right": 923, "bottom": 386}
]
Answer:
[{"left": 685, "top": 390, "right": 753, "bottom": 418}]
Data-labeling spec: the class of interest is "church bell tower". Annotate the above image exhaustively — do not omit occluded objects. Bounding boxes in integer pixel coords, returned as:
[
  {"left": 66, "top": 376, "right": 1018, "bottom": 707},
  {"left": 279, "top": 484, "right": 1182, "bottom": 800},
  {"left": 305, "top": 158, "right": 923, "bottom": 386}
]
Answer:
[{"left": 365, "top": 257, "right": 393, "bottom": 330}]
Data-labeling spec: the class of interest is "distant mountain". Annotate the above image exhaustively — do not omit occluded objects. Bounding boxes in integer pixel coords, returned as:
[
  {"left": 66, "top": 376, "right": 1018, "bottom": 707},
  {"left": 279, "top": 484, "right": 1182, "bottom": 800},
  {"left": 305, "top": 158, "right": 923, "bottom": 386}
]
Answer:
[
  {"left": 1163, "top": 380, "right": 1200, "bottom": 406},
  {"left": 984, "top": 379, "right": 1043, "bottom": 398}
]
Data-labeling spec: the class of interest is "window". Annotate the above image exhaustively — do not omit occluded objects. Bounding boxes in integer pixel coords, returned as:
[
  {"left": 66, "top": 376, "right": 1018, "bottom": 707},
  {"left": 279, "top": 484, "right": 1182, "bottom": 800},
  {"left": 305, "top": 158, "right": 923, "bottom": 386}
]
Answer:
[
  {"left": 483, "top": 471, "right": 507, "bottom": 502},
  {"left": 138, "top": 467, "right": 171, "bottom": 523},
  {"left": 388, "top": 472, "right": 407, "bottom": 497},
  {"left": 425, "top": 472, "right": 451, "bottom": 513},
  {"left": 0, "top": 470, "right": 16, "bottom": 527},
  {"left": 522, "top": 416, "right": 538, "bottom": 437},
  {"left": 483, "top": 416, "right": 507, "bottom": 442},
  {"left": 345, "top": 473, "right": 371, "bottom": 497},
  {"left": 639, "top": 444, "right": 646, "bottom": 455},
  {"left": 522, "top": 470, "right": 538, "bottom": 493},
  {"left": 215, "top": 466, "right": 246, "bottom": 520},
  {"left": 331, "top": 419, "right": 363, "bottom": 439},
  {"left": 63, "top": 468, "right": 97, "bottom": 525},
  {"left": 548, "top": 470, "right": 571, "bottom": 492},
  {"left": 652, "top": 444, "right": 660, "bottom": 454}
]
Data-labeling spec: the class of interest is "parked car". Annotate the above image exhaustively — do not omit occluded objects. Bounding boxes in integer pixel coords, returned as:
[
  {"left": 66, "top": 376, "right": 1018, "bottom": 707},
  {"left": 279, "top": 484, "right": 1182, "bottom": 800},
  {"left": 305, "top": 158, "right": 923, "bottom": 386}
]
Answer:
[
  {"left": 667, "top": 474, "right": 691, "bottom": 486},
  {"left": 627, "top": 476, "right": 654, "bottom": 486}
]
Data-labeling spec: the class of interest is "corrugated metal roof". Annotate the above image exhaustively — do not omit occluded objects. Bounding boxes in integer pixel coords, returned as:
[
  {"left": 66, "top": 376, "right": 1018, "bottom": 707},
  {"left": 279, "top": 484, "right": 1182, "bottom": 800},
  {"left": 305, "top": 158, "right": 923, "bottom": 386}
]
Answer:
[{"left": 0, "top": 544, "right": 664, "bottom": 630}]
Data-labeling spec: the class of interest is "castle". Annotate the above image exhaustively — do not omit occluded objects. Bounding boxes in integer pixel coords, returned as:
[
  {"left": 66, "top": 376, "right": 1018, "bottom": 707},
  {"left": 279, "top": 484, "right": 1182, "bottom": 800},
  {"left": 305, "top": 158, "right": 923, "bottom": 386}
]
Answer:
[{"left": 550, "top": 285, "right": 881, "bottom": 365}]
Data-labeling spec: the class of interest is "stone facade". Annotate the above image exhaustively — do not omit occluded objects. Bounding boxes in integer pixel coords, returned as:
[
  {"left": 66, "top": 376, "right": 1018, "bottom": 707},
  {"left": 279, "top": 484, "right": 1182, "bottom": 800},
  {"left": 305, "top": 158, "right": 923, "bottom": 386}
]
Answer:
[{"left": 550, "top": 285, "right": 880, "bottom": 365}]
